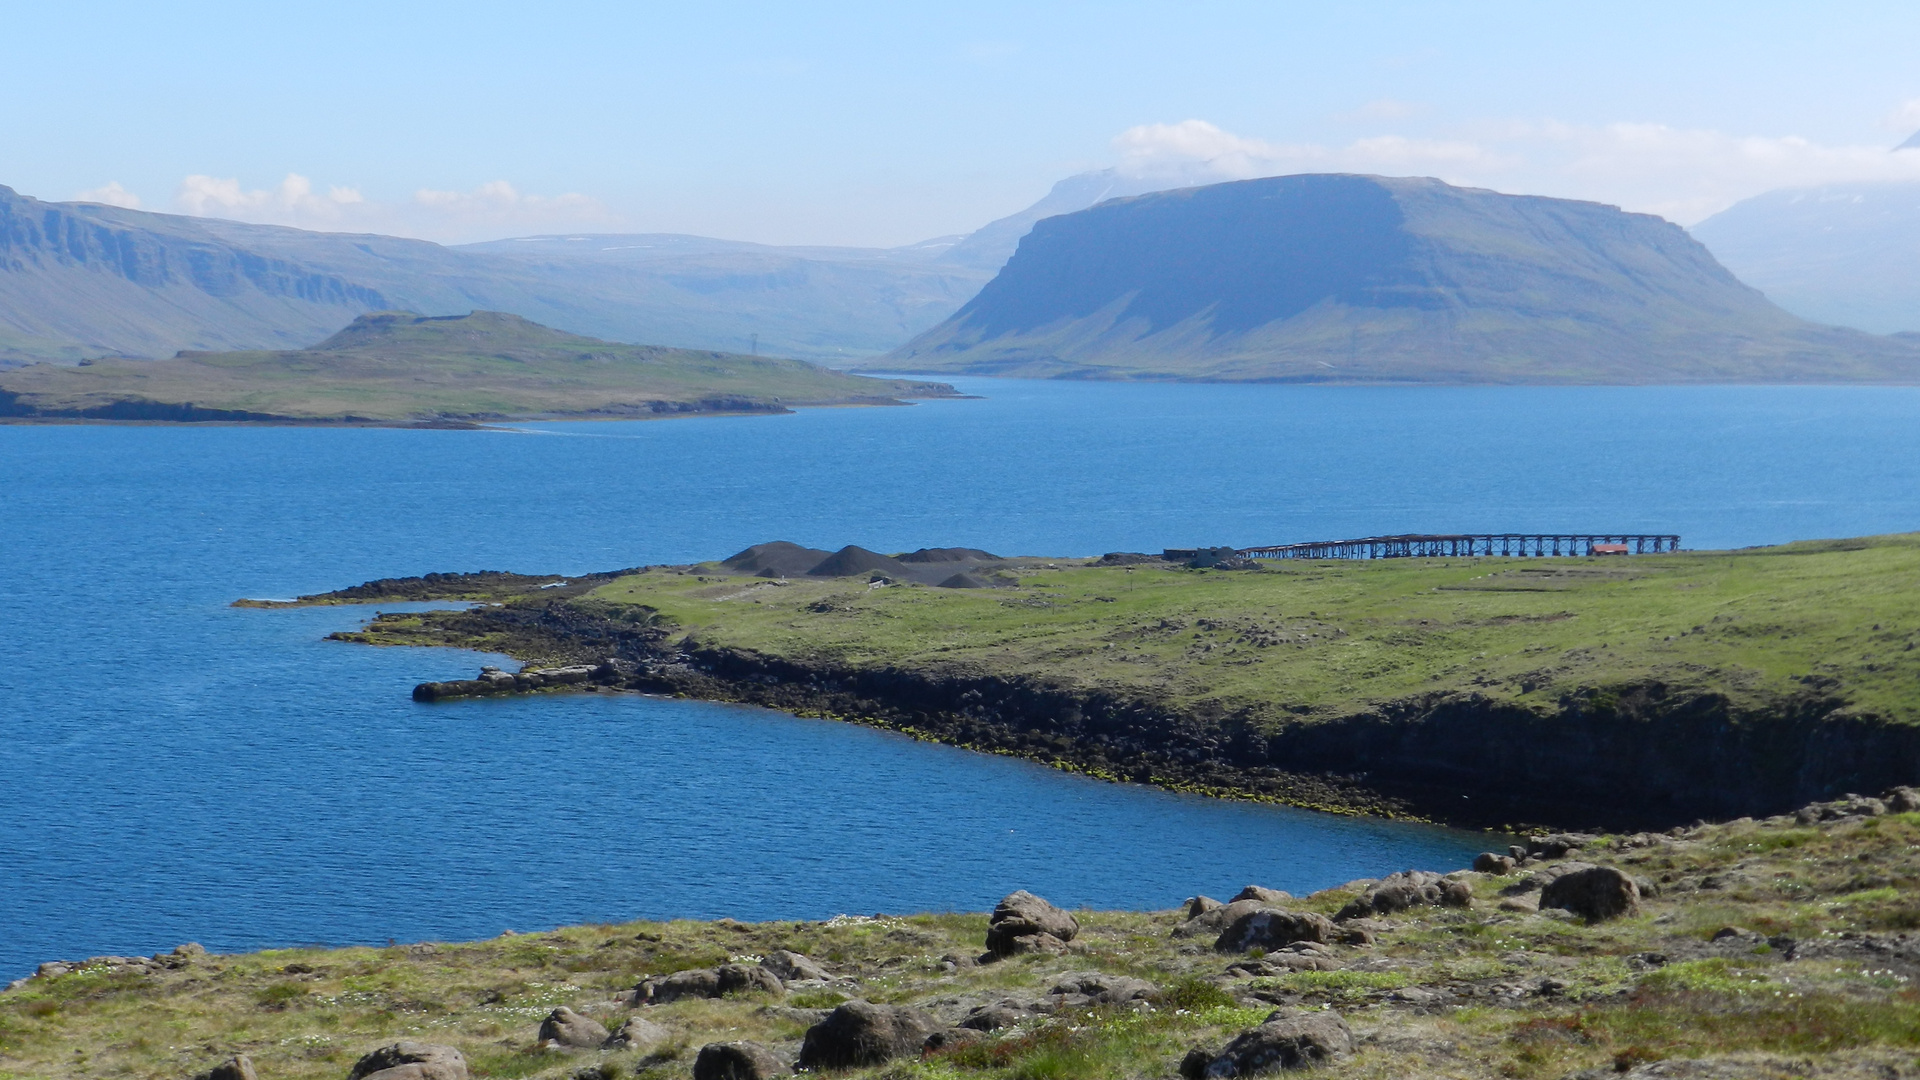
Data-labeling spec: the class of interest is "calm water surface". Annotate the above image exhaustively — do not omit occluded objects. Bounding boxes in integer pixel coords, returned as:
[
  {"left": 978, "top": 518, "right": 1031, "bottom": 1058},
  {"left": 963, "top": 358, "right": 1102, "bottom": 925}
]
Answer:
[{"left": 7, "top": 380, "right": 1920, "bottom": 978}]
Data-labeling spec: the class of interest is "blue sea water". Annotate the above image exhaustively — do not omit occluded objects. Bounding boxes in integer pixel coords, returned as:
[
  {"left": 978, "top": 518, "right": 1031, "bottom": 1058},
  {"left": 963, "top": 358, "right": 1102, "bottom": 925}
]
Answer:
[{"left": 6, "top": 379, "right": 1920, "bottom": 979}]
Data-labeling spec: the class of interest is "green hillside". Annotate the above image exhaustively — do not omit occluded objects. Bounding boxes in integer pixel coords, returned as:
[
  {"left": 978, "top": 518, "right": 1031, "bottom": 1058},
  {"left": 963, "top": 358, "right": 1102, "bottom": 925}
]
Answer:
[
  {"left": 0, "top": 311, "right": 956, "bottom": 423},
  {"left": 584, "top": 536, "right": 1920, "bottom": 728}
]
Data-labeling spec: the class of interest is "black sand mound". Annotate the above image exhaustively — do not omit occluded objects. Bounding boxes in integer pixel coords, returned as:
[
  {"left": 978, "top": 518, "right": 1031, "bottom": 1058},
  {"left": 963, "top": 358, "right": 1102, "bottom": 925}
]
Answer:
[
  {"left": 897, "top": 547, "right": 1001, "bottom": 563},
  {"left": 807, "top": 545, "right": 911, "bottom": 578},
  {"left": 722, "top": 541, "right": 833, "bottom": 578},
  {"left": 721, "top": 539, "right": 1021, "bottom": 586}
]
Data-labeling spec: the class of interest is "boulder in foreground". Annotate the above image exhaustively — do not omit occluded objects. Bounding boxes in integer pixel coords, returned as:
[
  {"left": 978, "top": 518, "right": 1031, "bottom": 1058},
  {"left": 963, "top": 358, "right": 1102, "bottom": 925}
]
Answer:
[
  {"left": 1189, "top": 1010, "right": 1354, "bottom": 1076},
  {"left": 985, "top": 889, "right": 1080, "bottom": 957},
  {"left": 1336, "top": 870, "right": 1472, "bottom": 919},
  {"left": 1541, "top": 865, "right": 1641, "bottom": 922},
  {"left": 537, "top": 1006, "right": 608, "bottom": 1048},
  {"left": 692, "top": 1040, "right": 786, "bottom": 1080},
  {"left": 346, "top": 1042, "right": 468, "bottom": 1080},
  {"left": 797, "top": 1000, "right": 941, "bottom": 1070},
  {"left": 1215, "top": 909, "right": 1336, "bottom": 954}
]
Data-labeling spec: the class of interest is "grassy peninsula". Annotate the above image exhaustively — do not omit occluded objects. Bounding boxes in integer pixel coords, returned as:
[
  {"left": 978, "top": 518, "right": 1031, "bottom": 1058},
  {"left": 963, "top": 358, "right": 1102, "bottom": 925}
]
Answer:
[
  {"left": 304, "top": 533, "right": 1920, "bottom": 829},
  {"left": 0, "top": 311, "right": 957, "bottom": 424},
  {"left": 10, "top": 800, "right": 1920, "bottom": 1080}
]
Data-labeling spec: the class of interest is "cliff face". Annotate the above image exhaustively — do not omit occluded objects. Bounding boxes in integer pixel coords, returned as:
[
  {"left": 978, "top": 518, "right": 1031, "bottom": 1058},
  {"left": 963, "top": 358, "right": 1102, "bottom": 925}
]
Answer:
[
  {"left": 0, "top": 186, "right": 398, "bottom": 363},
  {"left": 882, "top": 173, "right": 1920, "bottom": 383},
  {"left": 374, "top": 596, "right": 1920, "bottom": 832}
]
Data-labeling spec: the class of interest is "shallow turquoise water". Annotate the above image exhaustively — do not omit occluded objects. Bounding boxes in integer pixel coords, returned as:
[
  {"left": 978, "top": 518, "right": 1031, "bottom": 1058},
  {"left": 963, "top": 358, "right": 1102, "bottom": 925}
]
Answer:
[{"left": 6, "top": 379, "right": 1920, "bottom": 977}]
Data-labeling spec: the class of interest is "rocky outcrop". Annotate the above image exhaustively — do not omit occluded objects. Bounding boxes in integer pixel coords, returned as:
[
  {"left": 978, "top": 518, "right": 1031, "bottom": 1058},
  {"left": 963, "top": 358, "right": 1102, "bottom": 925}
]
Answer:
[
  {"left": 637, "top": 968, "right": 722, "bottom": 1004},
  {"left": 1230, "top": 885, "right": 1293, "bottom": 904},
  {"left": 960, "top": 1000, "right": 1037, "bottom": 1030},
  {"left": 604, "top": 1016, "right": 669, "bottom": 1051},
  {"left": 1336, "top": 871, "right": 1472, "bottom": 919},
  {"left": 985, "top": 890, "right": 1079, "bottom": 957},
  {"left": 413, "top": 663, "right": 613, "bottom": 702},
  {"left": 923, "top": 1027, "right": 986, "bottom": 1053},
  {"left": 1048, "top": 971, "right": 1158, "bottom": 1007},
  {"left": 760, "top": 950, "right": 830, "bottom": 983},
  {"left": 537, "top": 1006, "right": 608, "bottom": 1049},
  {"left": 1174, "top": 899, "right": 1269, "bottom": 940},
  {"left": 1473, "top": 852, "right": 1517, "bottom": 875},
  {"left": 1225, "top": 941, "right": 1340, "bottom": 974},
  {"left": 636, "top": 964, "right": 782, "bottom": 1005},
  {"left": 192, "top": 1056, "right": 258, "bottom": 1080},
  {"left": 1215, "top": 910, "right": 1336, "bottom": 954},
  {"left": 797, "top": 1000, "right": 942, "bottom": 1070},
  {"left": 1541, "top": 865, "right": 1641, "bottom": 922},
  {"left": 346, "top": 1042, "right": 468, "bottom": 1080},
  {"left": 1186, "top": 895, "right": 1224, "bottom": 919},
  {"left": 691, "top": 1041, "right": 786, "bottom": 1080},
  {"left": 1187, "top": 1010, "right": 1354, "bottom": 1076}
]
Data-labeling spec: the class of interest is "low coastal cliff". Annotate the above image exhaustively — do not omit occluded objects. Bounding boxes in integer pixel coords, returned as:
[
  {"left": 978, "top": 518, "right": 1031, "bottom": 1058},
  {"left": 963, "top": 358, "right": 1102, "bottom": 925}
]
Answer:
[{"left": 375, "top": 596, "right": 1917, "bottom": 832}]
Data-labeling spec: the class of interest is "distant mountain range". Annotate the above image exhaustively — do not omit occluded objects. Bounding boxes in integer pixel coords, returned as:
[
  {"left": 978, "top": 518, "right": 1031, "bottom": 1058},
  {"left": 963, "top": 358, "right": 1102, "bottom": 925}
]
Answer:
[
  {"left": 878, "top": 174, "right": 1920, "bottom": 383},
  {"left": 1690, "top": 179, "right": 1920, "bottom": 335},
  {"left": 0, "top": 185, "right": 996, "bottom": 368},
  {"left": 16, "top": 167, "right": 1920, "bottom": 384},
  {"left": 0, "top": 172, "right": 1209, "bottom": 371}
]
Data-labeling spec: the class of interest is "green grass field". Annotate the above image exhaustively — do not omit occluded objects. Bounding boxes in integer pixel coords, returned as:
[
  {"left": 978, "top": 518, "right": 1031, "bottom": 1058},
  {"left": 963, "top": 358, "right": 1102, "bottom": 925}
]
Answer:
[{"left": 585, "top": 534, "right": 1920, "bottom": 726}]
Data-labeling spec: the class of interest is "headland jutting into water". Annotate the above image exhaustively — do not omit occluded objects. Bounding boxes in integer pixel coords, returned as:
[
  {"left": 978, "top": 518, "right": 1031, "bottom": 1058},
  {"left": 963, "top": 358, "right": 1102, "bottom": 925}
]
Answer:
[{"left": 259, "top": 531, "right": 1920, "bottom": 833}]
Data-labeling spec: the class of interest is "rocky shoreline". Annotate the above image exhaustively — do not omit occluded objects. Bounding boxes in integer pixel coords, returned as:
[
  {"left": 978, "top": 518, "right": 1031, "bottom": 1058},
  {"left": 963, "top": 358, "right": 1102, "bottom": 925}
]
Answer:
[{"left": 391, "top": 613, "right": 1918, "bottom": 833}]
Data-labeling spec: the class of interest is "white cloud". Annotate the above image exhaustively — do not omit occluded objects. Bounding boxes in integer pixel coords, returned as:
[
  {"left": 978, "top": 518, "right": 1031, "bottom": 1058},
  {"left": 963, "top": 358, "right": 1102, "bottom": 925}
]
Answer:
[
  {"left": 176, "top": 173, "right": 364, "bottom": 222},
  {"left": 169, "top": 173, "right": 615, "bottom": 242},
  {"left": 1110, "top": 117, "right": 1920, "bottom": 224},
  {"left": 73, "top": 181, "right": 142, "bottom": 209},
  {"left": 1881, "top": 99, "right": 1920, "bottom": 133}
]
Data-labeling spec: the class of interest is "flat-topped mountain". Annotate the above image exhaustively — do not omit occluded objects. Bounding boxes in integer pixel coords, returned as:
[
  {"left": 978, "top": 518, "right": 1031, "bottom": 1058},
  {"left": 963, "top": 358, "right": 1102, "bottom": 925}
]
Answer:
[
  {"left": 0, "top": 310, "right": 955, "bottom": 424},
  {"left": 879, "top": 173, "right": 1920, "bottom": 383}
]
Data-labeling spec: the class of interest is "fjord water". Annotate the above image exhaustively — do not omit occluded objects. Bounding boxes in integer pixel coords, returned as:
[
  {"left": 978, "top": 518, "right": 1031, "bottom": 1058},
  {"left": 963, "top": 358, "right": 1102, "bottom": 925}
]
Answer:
[{"left": 8, "top": 381, "right": 1920, "bottom": 977}]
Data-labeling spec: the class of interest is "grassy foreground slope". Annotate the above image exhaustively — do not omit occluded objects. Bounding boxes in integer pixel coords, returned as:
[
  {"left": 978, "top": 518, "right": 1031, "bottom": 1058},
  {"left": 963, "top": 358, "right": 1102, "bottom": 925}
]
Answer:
[
  {"left": 0, "top": 311, "right": 956, "bottom": 423},
  {"left": 8, "top": 804, "right": 1920, "bottom": 1080},
  {"left": 325, "top": 534, "right": 1920, "bottom": 827}
]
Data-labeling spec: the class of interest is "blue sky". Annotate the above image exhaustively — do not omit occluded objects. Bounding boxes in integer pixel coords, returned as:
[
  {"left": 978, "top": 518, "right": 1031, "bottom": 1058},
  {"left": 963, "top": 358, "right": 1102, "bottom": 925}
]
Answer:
[{"left": 6, "top": 1, "right": 1920, "bottom": 244}]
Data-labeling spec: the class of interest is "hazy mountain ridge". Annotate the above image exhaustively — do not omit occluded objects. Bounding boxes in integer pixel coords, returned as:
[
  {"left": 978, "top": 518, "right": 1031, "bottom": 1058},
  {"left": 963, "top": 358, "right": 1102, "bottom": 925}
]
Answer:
[
  {"left": 934, "top": 168, "right": 1198, "bottom": 273},
  {"left": 0, "top": 187, "right": 400, "bottom": 363},
  {"left": 879, "top": 173, "right": 1920, "bottom": 384},
  {"left": 0, "top": 186, "right": 991, "bottom": 367},
  {"left": 1690, "top": 179, "right": 1920, "bottom": 335}
]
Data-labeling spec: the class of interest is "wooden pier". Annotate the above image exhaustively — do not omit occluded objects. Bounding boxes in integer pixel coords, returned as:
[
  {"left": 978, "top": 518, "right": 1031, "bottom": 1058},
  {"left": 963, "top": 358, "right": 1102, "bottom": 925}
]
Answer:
[{"left": 1238, "top": 533, "right": 1681, "bottom": 560}]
